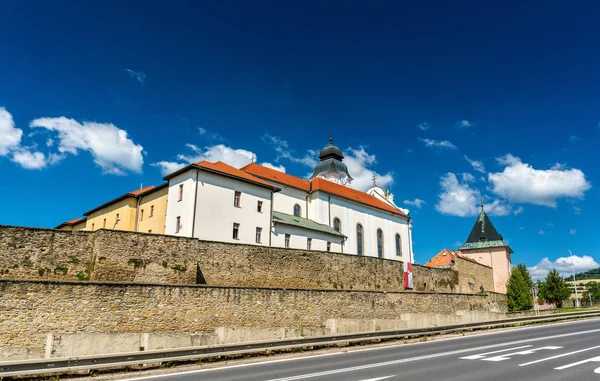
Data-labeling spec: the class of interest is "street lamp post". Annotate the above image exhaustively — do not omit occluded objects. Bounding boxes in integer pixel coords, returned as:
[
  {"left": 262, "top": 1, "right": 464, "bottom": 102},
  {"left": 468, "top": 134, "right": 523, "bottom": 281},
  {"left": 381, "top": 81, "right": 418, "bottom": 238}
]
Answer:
[{"left": 567, "top": 249, "right": 580, "bottom": 308}]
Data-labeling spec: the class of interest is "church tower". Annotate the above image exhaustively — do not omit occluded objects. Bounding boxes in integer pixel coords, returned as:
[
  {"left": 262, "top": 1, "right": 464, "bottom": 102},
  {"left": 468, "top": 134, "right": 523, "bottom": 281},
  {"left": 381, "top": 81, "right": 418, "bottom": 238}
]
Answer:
[
  {"left": 458, "top": 203, "right": 513, "bottom": 294},
  {"left": 309, "top": 136, "right": 353, "bottom": 186}
]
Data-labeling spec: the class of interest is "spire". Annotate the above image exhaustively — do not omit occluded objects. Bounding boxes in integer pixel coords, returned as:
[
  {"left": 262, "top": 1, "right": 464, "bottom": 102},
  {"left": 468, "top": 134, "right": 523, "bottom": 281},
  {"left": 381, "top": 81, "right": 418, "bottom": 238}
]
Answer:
[
  {"left": 329, "top": 132, "right": 333, "bottom": 145},
  {"left": 464, "top": 208, "right": 503, "bottom": 245},
  {"left": 371, "top": 173, "right": 378, "bottom": 187}
]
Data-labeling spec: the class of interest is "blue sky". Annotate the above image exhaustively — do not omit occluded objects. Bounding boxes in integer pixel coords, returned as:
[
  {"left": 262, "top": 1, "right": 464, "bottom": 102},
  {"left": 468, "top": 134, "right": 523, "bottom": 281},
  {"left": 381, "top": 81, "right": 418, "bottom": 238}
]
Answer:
[{"left": 1, "top": 1, "right": 599, "bottom": 279}]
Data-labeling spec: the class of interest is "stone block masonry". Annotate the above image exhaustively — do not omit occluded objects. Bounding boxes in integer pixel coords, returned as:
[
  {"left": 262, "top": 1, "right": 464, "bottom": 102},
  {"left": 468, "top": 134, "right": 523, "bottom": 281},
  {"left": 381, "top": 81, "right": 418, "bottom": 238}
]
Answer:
[
  {"left": 0, "top": 279, "right": 507, "bottom": 361},
  {"left": 0, "top": 225, "right": 407, "bottom": 291}
]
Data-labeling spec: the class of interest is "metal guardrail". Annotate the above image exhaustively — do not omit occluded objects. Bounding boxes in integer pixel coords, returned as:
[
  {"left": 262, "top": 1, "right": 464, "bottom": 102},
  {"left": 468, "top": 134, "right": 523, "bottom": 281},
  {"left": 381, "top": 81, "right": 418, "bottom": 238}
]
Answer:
[{"left": 1, "top": 310, "right": 599, "bottom": 378}]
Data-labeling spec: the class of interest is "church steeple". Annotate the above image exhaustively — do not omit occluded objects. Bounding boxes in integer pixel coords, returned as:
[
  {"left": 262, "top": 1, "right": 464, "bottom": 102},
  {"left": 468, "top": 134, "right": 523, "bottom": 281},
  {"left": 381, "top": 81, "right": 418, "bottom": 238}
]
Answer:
[
  {"left": 309, "top": 135, "right": 353, "bottom": 186},
  {"left": 459, "top": 204, "right": 508, "bottom": 250}
]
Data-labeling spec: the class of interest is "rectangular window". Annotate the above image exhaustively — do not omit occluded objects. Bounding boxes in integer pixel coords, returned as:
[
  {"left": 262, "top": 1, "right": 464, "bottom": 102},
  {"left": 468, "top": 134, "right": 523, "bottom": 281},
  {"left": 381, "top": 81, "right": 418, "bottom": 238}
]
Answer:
[
  {"left": 234, "top": 191, "right": 241, "bottom": 207},
  {"left": 307, "top": 238, "right": 312, "bottom": 250},
  {"left": 175, "top": 216, "right": 181, "bottom": 233},
  {"left": 285, "top": 234, "right": 290, "bottom": 248},
  {"left": 257, "top": 200, "right": 263, "bottom": 213},
  {"left": 150, "top": 205, "right": 154, "bottom": 217},
  {"left": 327, "top": 242, "right": 331, "bottom": 252},
  {"left": 233, "top": 223, "right": 240, "bottom": 239},
  {"left": 103, "top": 218, "right": 106, "bottom": 228},
  {"left": 178, "top": 184, "right": 184, "bottom": 201},
  {"left": 255, "top": 227, "right": 262, "bottom": 243},
  {"left": 140, "top": 209, "right": 144, "bottom": 221}
]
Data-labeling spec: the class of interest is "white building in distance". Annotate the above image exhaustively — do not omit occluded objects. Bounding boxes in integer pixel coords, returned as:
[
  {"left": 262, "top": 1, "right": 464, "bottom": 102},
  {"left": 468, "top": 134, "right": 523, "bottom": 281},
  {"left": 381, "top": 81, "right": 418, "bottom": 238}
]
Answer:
[{"left": 164, "top": 138, "right": 415, "bottom": 287}]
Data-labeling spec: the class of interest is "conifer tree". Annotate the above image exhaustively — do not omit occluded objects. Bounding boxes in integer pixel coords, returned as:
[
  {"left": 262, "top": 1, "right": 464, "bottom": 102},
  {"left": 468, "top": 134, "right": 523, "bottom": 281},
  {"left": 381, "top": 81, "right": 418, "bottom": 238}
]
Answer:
[
  {"left": 543, "top": 269, "right": 571, "bottom": 308},
  {"left": 515, "top": 263, "right": 534, "bottom": 289},
  {"left": 506, "top": 267, "right": 533, "bottom": 311}
]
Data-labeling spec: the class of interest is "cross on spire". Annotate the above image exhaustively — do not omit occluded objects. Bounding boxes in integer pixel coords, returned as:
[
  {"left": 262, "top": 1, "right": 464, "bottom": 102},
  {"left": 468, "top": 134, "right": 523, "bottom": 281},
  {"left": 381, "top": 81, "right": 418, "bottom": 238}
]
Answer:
[
  {"left": 371, "top": 173, "right": 378, "bottom": 186},
  {"left": 329, "top": 132, "right": 333, "bottom": 145},
  {"left": 480, "top": 197, "right": 484, "bottom": 210},
  {"left": 251, "top": 154, "right": 256, "bottom": 164}
]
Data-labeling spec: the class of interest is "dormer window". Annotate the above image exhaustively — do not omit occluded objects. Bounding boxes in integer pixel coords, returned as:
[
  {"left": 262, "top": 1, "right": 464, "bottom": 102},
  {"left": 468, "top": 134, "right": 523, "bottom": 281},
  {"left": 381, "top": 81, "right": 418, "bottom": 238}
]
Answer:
[{"left": 479, "top": 237, "right": 487, "bottom": 242}]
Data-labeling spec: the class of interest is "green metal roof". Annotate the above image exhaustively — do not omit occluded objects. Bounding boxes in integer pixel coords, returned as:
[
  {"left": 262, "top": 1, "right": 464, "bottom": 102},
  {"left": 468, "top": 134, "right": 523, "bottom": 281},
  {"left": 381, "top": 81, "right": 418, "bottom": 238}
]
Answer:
[
  {"left": 272, "top": 211, "right": 345, "bottom": 237},
  {"left": 459, "top": 240, "right": 512, "bottom": 251}
]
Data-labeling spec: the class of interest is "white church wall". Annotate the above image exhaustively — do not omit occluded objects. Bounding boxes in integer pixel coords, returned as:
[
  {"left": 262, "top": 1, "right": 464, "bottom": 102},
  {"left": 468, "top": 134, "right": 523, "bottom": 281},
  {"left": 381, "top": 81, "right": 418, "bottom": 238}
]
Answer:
[
  {"left": 165, "top": 170, "right": 198, "bottom": 237},
  {"left": 271, "top": 185, "right": 308, "bottom": 218},
  {"left": 308, "top": 191, "right": 410, "bottom": 262},
  {"left": 271, "top": 224, "right": 343, "bottom": 252},
  {"left": 193, "top": 171, "right": 273, "bottom": 245}
]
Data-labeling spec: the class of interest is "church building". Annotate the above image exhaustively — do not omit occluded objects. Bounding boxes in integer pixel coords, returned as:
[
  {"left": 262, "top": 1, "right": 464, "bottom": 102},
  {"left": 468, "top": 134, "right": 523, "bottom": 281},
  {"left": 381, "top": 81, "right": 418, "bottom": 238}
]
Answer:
[
  {"left": 458, "top": 204, "right": 513, "bottom": 294},
  {"left": 163, "top": 137, "right": 415, "bottom": 287}
]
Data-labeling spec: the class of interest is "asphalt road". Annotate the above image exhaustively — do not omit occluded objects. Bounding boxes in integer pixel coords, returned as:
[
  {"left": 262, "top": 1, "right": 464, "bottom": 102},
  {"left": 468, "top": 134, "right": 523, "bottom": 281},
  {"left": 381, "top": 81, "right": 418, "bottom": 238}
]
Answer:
[{"left": 122, "top": 318, "right": 600, "bottom": 381}]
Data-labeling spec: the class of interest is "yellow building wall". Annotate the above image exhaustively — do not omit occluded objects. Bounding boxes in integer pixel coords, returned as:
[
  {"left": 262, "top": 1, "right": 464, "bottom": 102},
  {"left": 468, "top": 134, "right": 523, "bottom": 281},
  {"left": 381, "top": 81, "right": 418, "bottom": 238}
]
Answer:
[
  {"left": 137, "top": 187, "right": 168, "bottom": 234},
  {"left": 73, "top": 221, "right": 87, "bottom": 231},
  {"left": 85, "top": 198, "right": 137, "bottom": 232}
]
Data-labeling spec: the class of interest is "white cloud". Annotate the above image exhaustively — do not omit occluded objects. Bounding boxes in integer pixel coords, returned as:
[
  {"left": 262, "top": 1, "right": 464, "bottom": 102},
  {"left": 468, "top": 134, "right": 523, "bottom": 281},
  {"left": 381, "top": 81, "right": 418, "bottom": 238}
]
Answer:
[
  {"left": 417, "top": 122, "right": 430, "bottom": 131},
  {"left": 573, "top": 206, "right": 582, "bottom": 215},
  {"left": 261, "top": 162, "right": 286, "bottom": 172},
  {"left": 528, "top": 255, "right": 600, "bottom": 281},
  {"left": 0, "top": 107, "right": 23, "bottom": 156},
  {"left": 435, "top": 173, "right": 479, "bottom": 217},
  {"left": 538, "top": 230, "right": 545, "bottom": 235},
  {"left": 151, "top": 161, "right": 186, "bottom": 176},
  {"left": 570, "top": 228, "right": 577, "bottom": 235},
  {"left": 198, "top": 127, "right": 207, "bottom": 135},
  {"left": 343, "top": 147, "right": 393, "bottom": 192},
  {"left": 457, "top": 120, "right": 472, "bottom": 128},
  {"left": 488, "top": 154, "right": 591, "bottom": 207},
  {"left": 461, "top": 173, "right": 475, "bottom": 182},
  {"left": 513, "top": 206, "right": 524, "bottom": 215},
  {"left": 464, "top": 155, "right": 485, "bottom": 173},
  {"left": 30, "top": 116, "right": 144, "bottom": 175},
  {"left": 46, "top": 138, "right": 54, "bottom": 147},
  {"left": 404, "top": 198, "right": 426, "bottom": 209},
  {"left": 435, "top": 173, "right": 513, "bottom": 217},
  {"left": 124, "top": 69, "right": 146, "bottom": 84},
  {"left": 569, "top": 135, "right": 580, "bottom": 143},
  {"left": 418, "top": 138, "right": 457, "bottom": 150},
  {"left": 10, "top": 150, "right": 47, "bottom": 170},
  {"left": 262, "top": 133, "right": 318, "bottom": 167},
  {"left": 153, "top": 143, "right": 284, "bottom": 177}
]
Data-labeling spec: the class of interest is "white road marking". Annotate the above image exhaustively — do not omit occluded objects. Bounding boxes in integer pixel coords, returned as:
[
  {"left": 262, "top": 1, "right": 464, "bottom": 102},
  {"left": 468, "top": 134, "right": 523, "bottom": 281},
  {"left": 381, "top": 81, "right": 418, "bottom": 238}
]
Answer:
[
  {"left": 595, "top": 366, "right": 600, "bottom": 374},
  {"left": 555, "top": 356, "right": 600, "bottom": 370},
  {"left": 120, "top": 324, "right": 600, "bottom": 381},
  {"left": 358, "top": 377, "right": 394, "bottom": 381},
  {"left": 481, "top": 346, "right": 562, "bottom": 362},
  {"left": 460, "top": 345, "right": 533, "bottom": 360},
  {"left": 519, "top": 345, "right": 600, "bottom": 366}
]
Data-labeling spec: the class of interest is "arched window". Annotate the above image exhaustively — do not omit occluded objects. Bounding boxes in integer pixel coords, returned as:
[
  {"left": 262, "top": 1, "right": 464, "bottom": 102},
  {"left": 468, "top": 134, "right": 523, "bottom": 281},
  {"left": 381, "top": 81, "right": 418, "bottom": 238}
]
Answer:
[
  {"left": 377, "top": 228, "right": 384, "bottom": 258},
  {"left": 293, "top": 204, "right": 301, "bottom": 217},
  {"left": 356, "top": 224, "right": 364, "bottom": 255},
  {"left": 333, "top": 217, "right": 341, "bottom": 232},
  {"left": 395, "top": 234, "right": 402, "bottom": 256}
]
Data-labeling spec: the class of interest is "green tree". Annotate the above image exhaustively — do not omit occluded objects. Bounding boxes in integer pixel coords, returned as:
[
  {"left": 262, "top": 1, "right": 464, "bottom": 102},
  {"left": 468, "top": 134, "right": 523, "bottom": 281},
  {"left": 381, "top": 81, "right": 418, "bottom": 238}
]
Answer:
[
  {"left": 543, "top": 269, "right": 571, "bottom": 308},
  {"left": 506, "top": 267, "right": 533, "bottom": 311},
  {"left": 583, "top": 282, "right": 600, "bottom": 303},
  {"left": 514, "top": 264, "right": 534, "bottom": 289}
]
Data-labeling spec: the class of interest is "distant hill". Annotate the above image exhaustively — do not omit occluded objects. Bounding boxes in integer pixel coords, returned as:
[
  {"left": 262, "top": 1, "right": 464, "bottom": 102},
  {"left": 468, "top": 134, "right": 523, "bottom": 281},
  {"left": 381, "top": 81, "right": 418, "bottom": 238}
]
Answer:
[{"left": 572, "top": 268, "right": 600, "bottom": 281}]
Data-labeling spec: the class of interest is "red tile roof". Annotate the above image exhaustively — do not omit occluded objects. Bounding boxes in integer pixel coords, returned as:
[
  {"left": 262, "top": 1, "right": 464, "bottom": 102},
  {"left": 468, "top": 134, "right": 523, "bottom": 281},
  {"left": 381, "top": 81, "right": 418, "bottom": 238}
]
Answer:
[
  {"left": 240, "top": 163, "right": 407, "bottom": 217},
  {"left": 195, "top": 161, "right": 279, "bottom": 190},
  {"left": 240, "top": 163, "right": 311, "bottom": 191},
  {"left": 425, "top": 249, "right": 492, "bottom": 268},
  {"left": 54, "top": 217, "right": 87, "bottom": 229},
  {"left": 129, "top": 185, "right": 155, "bottom": 196},
  {"left": 310, "top": 178, "right": 407, "bottom": 217}
]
